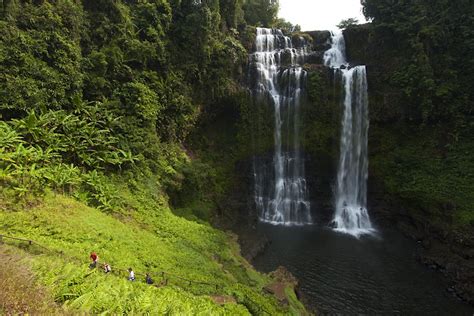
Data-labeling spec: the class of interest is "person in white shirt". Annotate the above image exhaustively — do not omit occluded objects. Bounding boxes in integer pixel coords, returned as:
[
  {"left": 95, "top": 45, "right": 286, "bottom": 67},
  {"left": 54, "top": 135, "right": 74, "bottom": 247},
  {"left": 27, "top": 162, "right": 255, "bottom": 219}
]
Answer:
[
  {"left": 128, "top": 268, "right": 135, "bottom": 281},
  {"left": 104, "top": 263, "right": 111, "bottom": 273}
]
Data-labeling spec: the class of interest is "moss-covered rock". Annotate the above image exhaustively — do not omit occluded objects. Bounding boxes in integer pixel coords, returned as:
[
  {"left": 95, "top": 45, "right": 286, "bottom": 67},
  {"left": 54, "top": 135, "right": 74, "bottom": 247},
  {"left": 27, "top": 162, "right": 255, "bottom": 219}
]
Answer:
[{"left": 304, "top": 30, "right": 331, "bottom": 52}]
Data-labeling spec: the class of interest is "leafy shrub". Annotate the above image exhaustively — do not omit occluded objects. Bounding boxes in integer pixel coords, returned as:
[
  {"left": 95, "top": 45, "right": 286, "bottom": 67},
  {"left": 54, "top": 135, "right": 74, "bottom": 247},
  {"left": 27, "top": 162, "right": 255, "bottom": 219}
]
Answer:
[{"left": 337, "top": 18, "right": 359, "bottom": 30}]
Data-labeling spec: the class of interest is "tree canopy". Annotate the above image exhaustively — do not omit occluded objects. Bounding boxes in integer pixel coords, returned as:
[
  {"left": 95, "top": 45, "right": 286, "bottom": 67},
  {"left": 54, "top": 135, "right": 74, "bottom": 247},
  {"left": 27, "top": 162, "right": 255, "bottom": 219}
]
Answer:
[
  {"left": 0, "top": 0, "right": 279, "bottom": 207},
  {"left": 361, "top": 0, "right": 474, "bottom": 125},
  {"left": 337, "top": 18, "right": 359, "bottom": 30}
]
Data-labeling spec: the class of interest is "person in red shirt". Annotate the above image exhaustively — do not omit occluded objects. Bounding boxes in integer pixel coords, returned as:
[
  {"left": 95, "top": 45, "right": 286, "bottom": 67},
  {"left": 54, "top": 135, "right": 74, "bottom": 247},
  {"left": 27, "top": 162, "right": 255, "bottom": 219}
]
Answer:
[{"left": 90, "top": 252, "right": 98, "bottom": 268}]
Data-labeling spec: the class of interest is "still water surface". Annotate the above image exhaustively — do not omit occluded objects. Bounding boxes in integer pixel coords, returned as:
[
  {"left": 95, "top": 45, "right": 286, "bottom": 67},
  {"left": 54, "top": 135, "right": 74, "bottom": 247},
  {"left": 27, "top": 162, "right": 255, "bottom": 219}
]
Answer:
[{"left": 253, "top": 223, "right": 474, "bottom": 314}]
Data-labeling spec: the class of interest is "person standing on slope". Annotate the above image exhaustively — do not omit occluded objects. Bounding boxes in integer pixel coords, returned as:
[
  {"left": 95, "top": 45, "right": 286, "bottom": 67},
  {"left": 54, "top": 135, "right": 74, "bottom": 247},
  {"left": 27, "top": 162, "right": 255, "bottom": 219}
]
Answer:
[
  {"left": 90, "top": 252, "right": 99, "bottom": 268},
  {"left": 145, "top": 273, "right": 154, "bottom": 285},
  {"left": 128, "top": 268, "right": 135, "bottom": 281},
  {"left": 104, "top": 263, "right": 111, "bottom": 273}
]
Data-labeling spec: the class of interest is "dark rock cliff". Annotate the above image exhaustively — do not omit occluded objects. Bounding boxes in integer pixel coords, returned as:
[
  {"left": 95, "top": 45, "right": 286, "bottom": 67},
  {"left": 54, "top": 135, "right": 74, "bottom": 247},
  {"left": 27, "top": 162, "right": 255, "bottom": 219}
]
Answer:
[{"left": 342, "top": 24, "right": 474, "bottom": 305}]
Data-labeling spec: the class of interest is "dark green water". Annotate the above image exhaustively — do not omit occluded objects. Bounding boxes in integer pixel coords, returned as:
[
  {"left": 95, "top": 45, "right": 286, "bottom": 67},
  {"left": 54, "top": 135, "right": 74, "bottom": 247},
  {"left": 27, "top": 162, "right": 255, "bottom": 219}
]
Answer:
[{"left": 253, "top": 224, "right": 474, "bottom": 314}]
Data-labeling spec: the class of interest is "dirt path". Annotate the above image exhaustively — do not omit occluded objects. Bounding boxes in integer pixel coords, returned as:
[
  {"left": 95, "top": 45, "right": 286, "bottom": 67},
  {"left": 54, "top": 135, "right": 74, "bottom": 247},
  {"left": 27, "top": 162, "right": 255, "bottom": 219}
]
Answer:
[{"left": 210, "top": 295, "right": 237, "bottom": 305}]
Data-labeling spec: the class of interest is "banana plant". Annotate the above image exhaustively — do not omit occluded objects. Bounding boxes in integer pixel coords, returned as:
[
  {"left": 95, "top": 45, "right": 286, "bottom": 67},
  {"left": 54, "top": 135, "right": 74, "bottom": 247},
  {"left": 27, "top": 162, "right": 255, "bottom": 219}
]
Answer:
[
  {"left": 11, "top": 110, "right": 41, "bottom": 142},
  {"left": 0, "top": 165, "right": 14, "bottom": 182},
  {"left": 42, "top": 163, "right": 81, "bottom": 194},
  {"left": 0, "top": 122, "right": 24, "bottom": 149},
  {"left": 82, "top": 170, "right": 120, "bottom": 212}
]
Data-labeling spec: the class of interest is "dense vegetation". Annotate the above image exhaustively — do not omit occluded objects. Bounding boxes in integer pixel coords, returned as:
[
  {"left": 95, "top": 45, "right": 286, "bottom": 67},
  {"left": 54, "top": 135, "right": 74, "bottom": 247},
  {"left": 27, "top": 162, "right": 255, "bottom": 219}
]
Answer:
[
  {"left": 361, "top": 0, "right": 473, "bottom": 126},
  {"left": 0, "top": 0, "right": 309, "bottom": 314},
  {"left": 350, "top": 0, "right": 474, "bottom": 227},
  {"left": 0, "top": 0, "right": 285, "bottom": 212},
  {"left": 1, "top": 0, "right": 247, "bottom": 206}
]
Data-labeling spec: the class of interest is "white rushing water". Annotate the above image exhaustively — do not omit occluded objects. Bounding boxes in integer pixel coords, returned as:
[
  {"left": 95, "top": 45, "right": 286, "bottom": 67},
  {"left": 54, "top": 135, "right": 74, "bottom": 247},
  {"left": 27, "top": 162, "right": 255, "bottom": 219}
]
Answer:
[
  {"left": 325, "top": 32, "right": 375, "bottom": 237},
  {"left": 323, "top": 32, "right": 347, "bottom": 68},
  {"left": 251, "top": 28, "right": 311, "bottom": 225}
]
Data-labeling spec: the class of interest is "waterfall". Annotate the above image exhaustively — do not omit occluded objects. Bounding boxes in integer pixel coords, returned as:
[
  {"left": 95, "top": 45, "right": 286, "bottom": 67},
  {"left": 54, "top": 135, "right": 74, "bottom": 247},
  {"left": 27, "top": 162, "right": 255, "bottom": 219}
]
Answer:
[
  {"left": 325, "top": 32, "right": 375, "bottom": 237},
  {"left": 250, "top": 28, "right": 311, "bottom": 225}
]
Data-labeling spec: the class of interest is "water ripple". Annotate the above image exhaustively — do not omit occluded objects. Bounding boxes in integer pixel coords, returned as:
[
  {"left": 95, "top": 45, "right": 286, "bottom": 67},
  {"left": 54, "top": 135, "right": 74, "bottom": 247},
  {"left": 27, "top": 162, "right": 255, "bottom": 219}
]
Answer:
[{"left": 253, "top": 224, "right": 473, "bottom": 314}]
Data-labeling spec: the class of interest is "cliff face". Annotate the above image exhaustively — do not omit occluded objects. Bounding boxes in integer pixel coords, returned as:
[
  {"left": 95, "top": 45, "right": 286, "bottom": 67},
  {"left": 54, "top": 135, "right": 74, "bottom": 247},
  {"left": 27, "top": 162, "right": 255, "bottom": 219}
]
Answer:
[
  {"left": 342, "top": 24, "right": 474, "bottom": 304},
  {"left": 343, "top": 24, "right": 405, "bottom": 123}
]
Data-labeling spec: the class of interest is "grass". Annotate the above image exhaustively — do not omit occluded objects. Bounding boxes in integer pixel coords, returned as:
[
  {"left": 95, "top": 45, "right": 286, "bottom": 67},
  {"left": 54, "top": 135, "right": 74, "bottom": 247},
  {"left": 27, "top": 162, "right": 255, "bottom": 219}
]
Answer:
[{"left": 0, "top": 189, "right": 306, "bottom": 315}]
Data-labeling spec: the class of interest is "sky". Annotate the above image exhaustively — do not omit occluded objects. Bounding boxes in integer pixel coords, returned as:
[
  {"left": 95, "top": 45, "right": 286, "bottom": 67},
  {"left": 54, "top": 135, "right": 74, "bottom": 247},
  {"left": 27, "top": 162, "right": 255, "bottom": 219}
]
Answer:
[{"left": 278, "top": 0, "right": 366, "bottom": 31}]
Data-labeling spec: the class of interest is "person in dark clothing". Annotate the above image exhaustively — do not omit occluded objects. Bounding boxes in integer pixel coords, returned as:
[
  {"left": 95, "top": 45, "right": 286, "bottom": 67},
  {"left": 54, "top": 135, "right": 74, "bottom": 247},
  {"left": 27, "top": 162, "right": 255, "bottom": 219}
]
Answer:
[{"left": 145, "top": 273, "right": 154, "bottom": 285}]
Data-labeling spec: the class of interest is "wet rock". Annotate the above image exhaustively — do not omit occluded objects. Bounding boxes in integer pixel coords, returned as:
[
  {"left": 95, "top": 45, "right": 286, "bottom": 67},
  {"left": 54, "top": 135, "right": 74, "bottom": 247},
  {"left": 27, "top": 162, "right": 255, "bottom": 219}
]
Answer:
[
  {"left": 304, "top": 30, "right": 332, "bottom": 51},
  {"left": 428, "top": 264, "right": 438, "bottom": 270},
  {"left": 231, "top": 222, "right": 271, "bottom": 262},
  {"left": 291, "top": 35, "right": 308, "bottom": 49},
  {"left": 304, "top": 51, "right": 324, "bottom": 65},
  {"left": 442, "top": 201, "right": 456, "bottom": 212},
  {"left": 303, "top": 64, "right": 327, "bottom": 72},
  {"left": 265, "top": 266, "right": 300, "bottom": 305},
  {"left": 342, "top": 24, "right": 371, "bottom": 66},
  {"left": 421, "top": 238, "right": 431, "bottom": 249},
  {"left": 264, "top": 283, "right": 287, "bottom": 303},
  {"left": 269, "top": 266, "right": 298, "bottom": 286},
  {"left": 279, "top": 49, "right": 293, "bottom": 68}
]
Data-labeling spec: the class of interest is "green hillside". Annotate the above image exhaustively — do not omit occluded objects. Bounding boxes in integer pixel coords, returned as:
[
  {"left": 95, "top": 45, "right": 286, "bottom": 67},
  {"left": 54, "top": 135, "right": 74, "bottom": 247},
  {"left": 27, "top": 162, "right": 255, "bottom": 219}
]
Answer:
[{"left": 0, "top": 191, "right": 305, "bottom": 314}]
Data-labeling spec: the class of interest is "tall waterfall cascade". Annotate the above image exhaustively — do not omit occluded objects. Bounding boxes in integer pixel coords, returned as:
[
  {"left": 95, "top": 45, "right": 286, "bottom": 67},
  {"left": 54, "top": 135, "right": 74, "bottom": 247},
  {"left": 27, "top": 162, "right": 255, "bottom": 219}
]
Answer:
[
  {"left": 324, "top": 32, "right": 375, "bottom": 237},
  {"left": 250, "top": 28, "right": 312, "bottom": 225}
]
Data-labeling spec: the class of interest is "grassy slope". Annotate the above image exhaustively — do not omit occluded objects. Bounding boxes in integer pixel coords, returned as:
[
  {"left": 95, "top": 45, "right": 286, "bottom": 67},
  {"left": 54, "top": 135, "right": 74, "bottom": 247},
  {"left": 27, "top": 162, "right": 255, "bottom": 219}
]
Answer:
[{"left": 0, "top": 191, "right": 305, "bottom": 315}]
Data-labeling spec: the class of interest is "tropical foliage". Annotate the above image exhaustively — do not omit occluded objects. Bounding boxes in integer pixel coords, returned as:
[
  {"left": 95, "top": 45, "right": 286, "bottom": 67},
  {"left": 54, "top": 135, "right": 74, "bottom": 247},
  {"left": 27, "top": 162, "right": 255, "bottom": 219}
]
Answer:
[
  {"left": 347, "top": 0, "right": 474, "bottom": 227},
  {"left": 0, "top": 0, "right": 279, "bottom": 208},
  {"left": 361, "top": 0, "right": 474, "bottom": 126},
  {"left": 0, "top": 193, "right": 301, "bottom": 314},
  {"left": 0, "top": 0, "right": 292, "bottom": 314},
  {"left": 337, "top": 18, "right": 359, "bottom": 30}
]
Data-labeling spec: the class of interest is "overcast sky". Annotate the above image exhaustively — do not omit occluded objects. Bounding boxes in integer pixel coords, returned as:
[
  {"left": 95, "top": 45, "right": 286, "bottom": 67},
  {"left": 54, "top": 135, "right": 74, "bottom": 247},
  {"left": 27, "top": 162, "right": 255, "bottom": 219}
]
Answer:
[{"left": 278, "top": 0, "right": 366, "bottom": 31}]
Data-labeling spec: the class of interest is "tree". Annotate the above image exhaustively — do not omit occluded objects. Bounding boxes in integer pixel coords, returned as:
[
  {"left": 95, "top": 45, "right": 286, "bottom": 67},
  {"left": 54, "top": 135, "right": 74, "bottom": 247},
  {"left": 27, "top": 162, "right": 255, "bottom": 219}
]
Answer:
[
  {"left": 361, "top": 0, "right": 474, "bottom": 124},
  {"left": 337, "top": 18, "right": 359, "bottom": 30},
  {"left": 242, "top": 0, "right": 278, "bottom": 27},
  {"left": 273, "top": 18, "right": 301, "bottom": 33}
]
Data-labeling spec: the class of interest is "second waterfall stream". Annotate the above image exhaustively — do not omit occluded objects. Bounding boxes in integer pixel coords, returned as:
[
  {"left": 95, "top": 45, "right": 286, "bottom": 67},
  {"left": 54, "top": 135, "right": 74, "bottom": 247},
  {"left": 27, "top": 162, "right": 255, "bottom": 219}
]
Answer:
[{"left": 324, "top": 32, "right": 375, "bottom": 237}]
